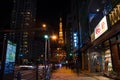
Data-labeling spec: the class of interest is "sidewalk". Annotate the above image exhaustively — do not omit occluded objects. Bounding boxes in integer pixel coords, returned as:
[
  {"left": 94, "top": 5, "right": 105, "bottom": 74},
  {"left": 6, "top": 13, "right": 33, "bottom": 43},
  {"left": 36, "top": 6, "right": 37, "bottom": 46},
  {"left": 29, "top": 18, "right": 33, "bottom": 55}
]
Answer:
[
  {"left": 103, "top": 72, "right": 120, "bottom": 80},
  {"left": 51, "top": 67, "right": 113, "bottom": 80},
  {"left": 80, "top": 70, "right": 113, "bottom": 80},
  {"left": 81, "top": 70, "right": 120, "bottom": 80}
]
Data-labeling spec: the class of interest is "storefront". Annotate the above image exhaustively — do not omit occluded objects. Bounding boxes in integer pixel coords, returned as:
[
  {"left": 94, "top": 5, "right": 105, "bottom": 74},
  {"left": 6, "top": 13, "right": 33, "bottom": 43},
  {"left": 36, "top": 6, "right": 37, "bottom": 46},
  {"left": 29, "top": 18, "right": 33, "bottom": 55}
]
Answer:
[
  {"left": 102, "top": 40, "right": 113, "bottom": 73},
  {"left": 88, "top": 29, "right": 120, "bottom": 75},
  {"left": 110, "top": 32, "right": 120, "bottom": 76},
  {"left": 89, "top": 16, "right": 110, "bottom": 73},
  {"left": 87, "top": 15, "right": 113, "bottom": 73},
  {"left": 89, "top": 50, "right": 102, "bottom": 72},
  {"left": 91, "top": 2, "right": 120, "bottom": 75},
  {"left": 87, "top": 45, "right": 112, "bottom": 73},
  {"left": 82, "top": 1, "right": 120, "bottom": 77}
]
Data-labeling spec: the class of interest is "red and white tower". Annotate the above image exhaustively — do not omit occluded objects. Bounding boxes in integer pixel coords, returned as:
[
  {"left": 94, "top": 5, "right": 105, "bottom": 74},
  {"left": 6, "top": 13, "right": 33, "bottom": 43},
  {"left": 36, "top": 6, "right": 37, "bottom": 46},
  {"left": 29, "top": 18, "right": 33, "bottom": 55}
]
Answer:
[{"left": 58, "top": 17, "right": 64, "bottom": 46}]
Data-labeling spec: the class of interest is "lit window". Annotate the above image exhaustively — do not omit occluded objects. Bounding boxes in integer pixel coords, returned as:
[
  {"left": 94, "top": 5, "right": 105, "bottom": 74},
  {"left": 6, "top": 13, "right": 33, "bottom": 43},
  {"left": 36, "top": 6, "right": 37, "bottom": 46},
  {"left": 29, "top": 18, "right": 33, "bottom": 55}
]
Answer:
[
  {"left": 24, "top": 45, "right": 28, "bottom": 48},
  {"left": 27, "top": 12, "right": 30, "bottom": 14},
  {"left": 24, "top": 32, "right": 28, "bottom": 34},
  {"left": 24, "top": 41, "right": 28, "bottom": 44},
  {"left": 25, "top": 17, "right": 30, "bottom": 20},
  {"left": 25, "top": 23, "right": 29, "bottom": 26}
]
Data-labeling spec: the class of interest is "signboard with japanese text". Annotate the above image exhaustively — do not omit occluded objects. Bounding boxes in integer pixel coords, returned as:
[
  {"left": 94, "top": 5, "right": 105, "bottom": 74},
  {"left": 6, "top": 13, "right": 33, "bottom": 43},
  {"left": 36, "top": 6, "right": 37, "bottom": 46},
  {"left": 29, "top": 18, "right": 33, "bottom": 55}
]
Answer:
[
  {"left": 94, "top": 16, "right": 108, "bottom": 39},
  {"left": 4, "top": 40, "right": 17, "bottom": 74},
  {"left": 1, "top": 40, "right": 17, "bottom": 80}
]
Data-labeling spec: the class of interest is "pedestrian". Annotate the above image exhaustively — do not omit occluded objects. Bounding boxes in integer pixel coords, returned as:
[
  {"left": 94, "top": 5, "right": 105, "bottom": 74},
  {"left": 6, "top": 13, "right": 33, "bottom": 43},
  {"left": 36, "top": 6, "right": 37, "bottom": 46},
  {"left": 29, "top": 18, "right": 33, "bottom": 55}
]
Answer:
[
  {"left": 95, "top": 60, "right": 100, "bottom": 72},
  {"left": 104, "top": 58, "right": 109, "bottom": 73},
  {"left": 17, "top": 71, "right": 21, "bottom": 80}
]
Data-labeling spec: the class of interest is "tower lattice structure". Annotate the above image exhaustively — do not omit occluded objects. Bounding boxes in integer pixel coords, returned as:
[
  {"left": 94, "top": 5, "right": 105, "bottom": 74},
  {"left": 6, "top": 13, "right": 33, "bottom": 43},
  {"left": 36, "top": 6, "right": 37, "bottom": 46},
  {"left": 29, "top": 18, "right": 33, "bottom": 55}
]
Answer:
[{"left": 58, "top": 17, "right": 64, "bottom": 46}]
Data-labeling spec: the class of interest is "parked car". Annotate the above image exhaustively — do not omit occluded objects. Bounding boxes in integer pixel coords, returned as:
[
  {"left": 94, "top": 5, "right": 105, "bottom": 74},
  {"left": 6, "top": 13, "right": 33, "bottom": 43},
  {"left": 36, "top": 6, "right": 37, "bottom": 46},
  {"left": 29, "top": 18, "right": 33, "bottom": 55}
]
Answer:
[
  {"left": 38, "top": 64, "right": 48, "bottom": 69},
  {"left": 19, "top": 64, "right": 36, "bottom": 70}
]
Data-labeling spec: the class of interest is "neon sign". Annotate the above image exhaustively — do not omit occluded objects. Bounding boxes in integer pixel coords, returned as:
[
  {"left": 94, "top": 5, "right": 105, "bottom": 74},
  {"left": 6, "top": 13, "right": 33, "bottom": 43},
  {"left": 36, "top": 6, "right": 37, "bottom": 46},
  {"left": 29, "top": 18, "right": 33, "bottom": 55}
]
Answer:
[{"left": 73, "top": 33, "right": 78, "bottom": 48}]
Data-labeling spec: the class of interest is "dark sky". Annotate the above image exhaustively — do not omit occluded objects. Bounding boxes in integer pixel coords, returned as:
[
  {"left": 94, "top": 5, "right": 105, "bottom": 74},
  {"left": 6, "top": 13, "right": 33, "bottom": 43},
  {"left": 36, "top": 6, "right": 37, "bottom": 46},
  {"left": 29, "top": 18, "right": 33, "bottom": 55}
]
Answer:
[
  {"left": 0, "top": 0, "right": 13, "bottom": 28},
  {"left": 37, "top": 0, "right": 69, "bottom": 17},
  {"left": 36, "top": 0, "right": 70, "bottom": 32},
  {"left": 0, "top": 0, "right": 70, "bottom": 30}
]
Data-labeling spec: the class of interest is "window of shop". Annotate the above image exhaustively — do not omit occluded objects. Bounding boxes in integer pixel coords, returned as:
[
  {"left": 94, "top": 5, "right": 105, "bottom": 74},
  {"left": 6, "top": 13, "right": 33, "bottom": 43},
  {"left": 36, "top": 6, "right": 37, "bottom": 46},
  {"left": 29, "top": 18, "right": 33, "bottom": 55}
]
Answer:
[{"left": 103, "top": 40, "right": 113, "bottom": 71}]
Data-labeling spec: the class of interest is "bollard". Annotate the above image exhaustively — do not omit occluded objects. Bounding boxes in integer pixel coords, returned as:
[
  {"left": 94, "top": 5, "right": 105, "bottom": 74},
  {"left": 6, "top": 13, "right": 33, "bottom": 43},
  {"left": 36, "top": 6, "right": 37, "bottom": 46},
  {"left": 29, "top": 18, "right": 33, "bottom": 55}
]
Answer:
[{"left": 17, "top": 72, "right": 21, "bottom": 80}]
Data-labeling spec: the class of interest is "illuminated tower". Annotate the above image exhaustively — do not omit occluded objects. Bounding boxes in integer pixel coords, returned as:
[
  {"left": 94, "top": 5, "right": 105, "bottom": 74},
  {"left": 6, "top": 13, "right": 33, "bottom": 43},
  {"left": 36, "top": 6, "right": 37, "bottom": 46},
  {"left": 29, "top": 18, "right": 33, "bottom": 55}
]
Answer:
[{"left": 58, "top": 17, "right": 64, "bottom": 45}]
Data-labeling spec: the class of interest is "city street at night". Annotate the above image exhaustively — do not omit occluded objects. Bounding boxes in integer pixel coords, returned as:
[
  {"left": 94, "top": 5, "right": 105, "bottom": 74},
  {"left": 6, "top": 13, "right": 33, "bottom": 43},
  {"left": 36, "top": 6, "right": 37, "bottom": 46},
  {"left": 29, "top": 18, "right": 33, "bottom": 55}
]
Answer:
[{"left": 1, "top": 0, "right": 120, "bottom": 80}]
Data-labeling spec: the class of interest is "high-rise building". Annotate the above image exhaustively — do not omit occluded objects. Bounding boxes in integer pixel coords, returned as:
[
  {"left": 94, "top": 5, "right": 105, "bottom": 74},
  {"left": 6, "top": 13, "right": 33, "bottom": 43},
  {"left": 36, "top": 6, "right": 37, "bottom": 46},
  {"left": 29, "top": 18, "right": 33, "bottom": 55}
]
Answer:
[
  {"left": 10, "top": 0, "right": 37, "bottom": 64},
  {"left": 65, "top": 14, "right": 73, "bottom": 56}
]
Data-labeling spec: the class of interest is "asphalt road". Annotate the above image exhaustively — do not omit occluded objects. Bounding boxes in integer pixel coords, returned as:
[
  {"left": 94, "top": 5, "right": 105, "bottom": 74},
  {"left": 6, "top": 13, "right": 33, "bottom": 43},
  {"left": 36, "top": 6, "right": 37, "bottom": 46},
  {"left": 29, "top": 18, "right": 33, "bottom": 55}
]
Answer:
[{"left": 14, "top": 69, "right": 36, "bottom": 80}]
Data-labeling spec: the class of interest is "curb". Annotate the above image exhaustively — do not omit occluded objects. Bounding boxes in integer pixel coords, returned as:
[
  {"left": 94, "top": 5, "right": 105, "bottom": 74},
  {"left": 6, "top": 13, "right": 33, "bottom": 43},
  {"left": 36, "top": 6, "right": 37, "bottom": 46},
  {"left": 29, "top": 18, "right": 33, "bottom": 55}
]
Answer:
[
  {"left": 103, "top": 73, "right": 120, "bottom": 80},
  {"left": 81, "top": 71, "right": 113, "bottom": 79}
]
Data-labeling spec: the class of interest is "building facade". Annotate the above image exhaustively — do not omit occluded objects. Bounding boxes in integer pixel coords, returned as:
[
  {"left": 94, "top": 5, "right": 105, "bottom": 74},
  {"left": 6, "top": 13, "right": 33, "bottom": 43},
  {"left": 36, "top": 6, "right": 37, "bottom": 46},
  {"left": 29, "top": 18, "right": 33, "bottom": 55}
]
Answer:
[
  {"left": 10, "top": 0, "right": 37, "bottom": 64},
  {"left": 66, "top": 0, "right": 89, "bottom": 69},
  {"left": 67, "top": 0, "right": 120, "bottom": 78},
  {"left": 81, "top": 0, "right": 120, "bottom": 78}
]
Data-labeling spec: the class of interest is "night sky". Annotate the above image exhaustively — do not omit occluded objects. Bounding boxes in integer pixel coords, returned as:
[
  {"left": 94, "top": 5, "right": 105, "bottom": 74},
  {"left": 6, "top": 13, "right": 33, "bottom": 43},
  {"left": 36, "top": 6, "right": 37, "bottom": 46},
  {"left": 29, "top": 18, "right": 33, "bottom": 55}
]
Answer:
[
  {"left": 0, "top": 0, "right": 70, "bottom": 60},
  {"left": 0, "top": 0, "right": 13, "bottom": 28},
  {"left": 0, "top": 0, "right": 70, "bottom": 31},
  {"left": 36, "top": 0, "right": 70, "bottom": 33}
]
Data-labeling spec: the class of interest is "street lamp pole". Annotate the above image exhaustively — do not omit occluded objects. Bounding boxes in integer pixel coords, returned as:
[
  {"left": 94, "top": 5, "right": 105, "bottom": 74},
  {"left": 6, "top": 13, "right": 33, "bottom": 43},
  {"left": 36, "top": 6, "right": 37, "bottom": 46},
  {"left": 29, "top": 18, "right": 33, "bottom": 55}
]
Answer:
[
  {"left": 48, "top": 39, "right": 50, "bottom": 65},
  {"left": 44, "top": 35, "right": 48, "bottom": 70},
  {"left": 45, "top": 38, "right": 48, "bottom": 70}
]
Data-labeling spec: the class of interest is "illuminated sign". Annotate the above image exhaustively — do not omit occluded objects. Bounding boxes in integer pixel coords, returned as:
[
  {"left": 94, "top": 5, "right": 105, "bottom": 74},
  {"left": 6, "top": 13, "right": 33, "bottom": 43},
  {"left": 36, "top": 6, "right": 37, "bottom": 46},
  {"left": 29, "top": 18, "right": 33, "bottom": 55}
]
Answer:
[
  {"left": 109, "top": 4, "right": 120, "bottom": 25},
  {"left": 95, "top": 16, "right": 108, "bottom": 39},
  {"left": 4, "top": 40, "right": 17, "bottom": 74},
  {"left": 73, "top": 33, "right": 78, "bottom": 48}
]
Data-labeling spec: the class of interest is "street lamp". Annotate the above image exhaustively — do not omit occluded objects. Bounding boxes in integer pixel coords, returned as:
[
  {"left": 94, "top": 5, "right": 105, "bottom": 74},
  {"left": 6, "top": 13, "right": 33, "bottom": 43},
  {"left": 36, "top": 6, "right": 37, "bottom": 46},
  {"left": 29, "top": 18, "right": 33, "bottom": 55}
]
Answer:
[
  {"left": 48, "top": 34, "right": 57, "bottom": 63},
  {"left": 44, "top": 34, "right": 57, "bottom": 66},
  {"left": 41, "top": 23, "right": 47, "bottom": 31},
  {"left": 42, "top": 24, "right": 46, "bottom": 28},
  {"left": 51, "top": 35, "right": 57, "bottom": 40}
]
